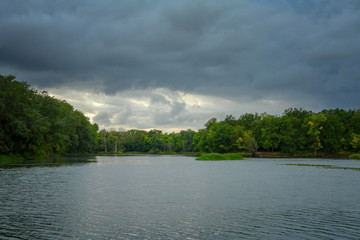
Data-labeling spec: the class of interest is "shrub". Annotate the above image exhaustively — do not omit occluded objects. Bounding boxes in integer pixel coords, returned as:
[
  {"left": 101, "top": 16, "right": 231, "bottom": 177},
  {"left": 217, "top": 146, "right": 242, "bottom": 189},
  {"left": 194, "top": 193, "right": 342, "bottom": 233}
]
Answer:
[
  {"left": 349, "top": 153, "right": 360, "bottom": 159},
  {"left": 196, "top": 153, "right": 243, "bottom": 161},
  {"left": 0, "top": 154, "right": 25, "bottom": 164}
]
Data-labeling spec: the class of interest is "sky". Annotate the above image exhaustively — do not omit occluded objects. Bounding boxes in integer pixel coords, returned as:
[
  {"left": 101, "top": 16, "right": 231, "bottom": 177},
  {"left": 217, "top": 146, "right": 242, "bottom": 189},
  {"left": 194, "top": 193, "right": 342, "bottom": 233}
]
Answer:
[{"left": 1, "top": 0, "right": 359, "bottom": 132}]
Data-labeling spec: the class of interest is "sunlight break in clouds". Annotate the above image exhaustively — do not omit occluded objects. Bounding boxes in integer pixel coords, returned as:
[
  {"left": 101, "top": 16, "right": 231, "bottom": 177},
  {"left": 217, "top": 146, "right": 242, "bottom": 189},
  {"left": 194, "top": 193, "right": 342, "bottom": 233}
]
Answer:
[
  {"left": 45, "top": 87, "right": 209, "bottom": 131},
  {"left": 44, "top": 86, "right": 291, "bottom": 132}
]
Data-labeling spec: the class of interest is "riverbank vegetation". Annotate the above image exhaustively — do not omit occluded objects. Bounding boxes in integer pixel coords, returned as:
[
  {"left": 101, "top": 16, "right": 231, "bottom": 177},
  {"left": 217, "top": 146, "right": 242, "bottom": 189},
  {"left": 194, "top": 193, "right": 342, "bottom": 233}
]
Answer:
[
  {"left": 1, "top": 75, "right": 360, "bottom": 164},
  {"left": 195, "top": 153, "right": 243, "bottom": 161},
  {"left": 95, "top": 108, "right": 360, "bottom": 158},
  {"left": 0, "top": 75, "right": 98, "bottom": 163},
  {"left": 349, "top": 154, "right": 360, "bottom": 160}
]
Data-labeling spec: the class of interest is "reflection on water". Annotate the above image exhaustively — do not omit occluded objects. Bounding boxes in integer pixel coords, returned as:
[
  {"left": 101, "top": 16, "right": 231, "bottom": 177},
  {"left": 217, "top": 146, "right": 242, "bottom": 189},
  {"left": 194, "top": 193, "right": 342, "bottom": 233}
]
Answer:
[
  {"left": 1, "top": 156, "right": 360, "bottom": 239},
  {"left": 0, "top": 155, "right": 97, "bottom": 168}
]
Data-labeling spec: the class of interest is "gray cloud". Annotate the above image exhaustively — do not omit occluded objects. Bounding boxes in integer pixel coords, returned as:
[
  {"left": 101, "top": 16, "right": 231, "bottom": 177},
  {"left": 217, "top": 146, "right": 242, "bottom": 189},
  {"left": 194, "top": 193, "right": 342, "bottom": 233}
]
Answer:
[
  {"left": 1, "top": 0, "right": 359, "bottom": 130},
  {"left": 93, "top": 112, "right": 111, "bottom": 126}
]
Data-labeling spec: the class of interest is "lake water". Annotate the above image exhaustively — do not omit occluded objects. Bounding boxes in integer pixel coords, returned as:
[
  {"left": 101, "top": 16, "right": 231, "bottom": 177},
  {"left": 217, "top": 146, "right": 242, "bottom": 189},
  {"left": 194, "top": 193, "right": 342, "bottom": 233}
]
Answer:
[{"left": 1, "top": 155, "right": 360, "bottom": 239}]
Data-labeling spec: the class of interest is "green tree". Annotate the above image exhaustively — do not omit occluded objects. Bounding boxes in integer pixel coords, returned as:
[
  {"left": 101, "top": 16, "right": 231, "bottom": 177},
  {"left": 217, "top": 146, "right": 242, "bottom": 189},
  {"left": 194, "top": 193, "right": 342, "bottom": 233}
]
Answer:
[
  {"left": 1, "top": 74, "right": 98, "bottom": 159},
  {"left": 108, "top": 130, "right": 119, "bottom": 152},
  {"left": 278, "top": 116, "right": 299, "bottom": 154},
  {"left": 166, "top": 133, "right": 178, "bottom": 152},
  {"left": 258, "top": 114, "right": 280, "bottom": 152},
  {"left": 148, "top": 129, "right": 164, "bottom": 153},
  {"left": 307, "top": 113, "right": 327, "bottom": 156},
  {"left": 238, "top": 113, "right": 261, "bottom": 130},
  {"left": 238, "top": 130, "right": 258, "bottom": 156},
  {"left": 205, "top": 121, "right": 236, "bottom": 153},
  {"left": 179, "top": 129, "right": 195, "bottom": 152},
  {"left": 320, "top": 110, "right": 344, "bottom": 153},
  {"left": 193, "top": 129, "right": 207, "bottom": 152},
  {"left": 350, "top": 133, "right": 360, "bottom": 151}
]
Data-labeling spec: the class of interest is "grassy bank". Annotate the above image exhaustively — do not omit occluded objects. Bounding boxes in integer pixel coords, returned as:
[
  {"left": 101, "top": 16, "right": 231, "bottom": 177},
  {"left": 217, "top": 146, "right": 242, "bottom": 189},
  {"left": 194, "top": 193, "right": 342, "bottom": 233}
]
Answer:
[
  {"left": 349, "top": 154, "right": 360, "bottom": 159},
  {"left": 0, "top": 152, "right": 64, "bottom": 165},
  {"left": 0, "top": 154, "right": 26, "bottom": 165},
  {"left": 196, "top": 153, "right": 243, "bottom": 161}
]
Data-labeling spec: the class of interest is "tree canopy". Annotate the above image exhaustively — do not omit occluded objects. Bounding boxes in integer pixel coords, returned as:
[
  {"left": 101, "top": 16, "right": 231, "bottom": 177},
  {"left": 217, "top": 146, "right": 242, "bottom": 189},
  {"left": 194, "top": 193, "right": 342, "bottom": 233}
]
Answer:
[
  {"left": 2, "top": 74, "right": 359, "bottom": 160},
  {"left": 0, "top": 75, "right": 98, "bottom": 159},
  {"left": 95, "top": 108, "right": 360, "bottom": 155}
]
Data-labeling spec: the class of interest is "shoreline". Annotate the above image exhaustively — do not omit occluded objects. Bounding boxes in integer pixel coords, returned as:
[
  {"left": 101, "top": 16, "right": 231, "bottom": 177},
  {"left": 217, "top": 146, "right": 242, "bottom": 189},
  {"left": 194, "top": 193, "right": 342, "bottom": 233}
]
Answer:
[
  {"left": 1, "top": 151, "right": 358, "bottom": 165},
  {"left": 254, "top": 152, "right": 352, "bottom": 159}
]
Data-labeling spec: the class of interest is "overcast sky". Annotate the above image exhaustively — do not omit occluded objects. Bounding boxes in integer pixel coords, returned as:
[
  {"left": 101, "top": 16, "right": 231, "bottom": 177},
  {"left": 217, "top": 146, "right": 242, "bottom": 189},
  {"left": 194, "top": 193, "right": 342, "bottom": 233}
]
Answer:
[{"left": 1, "top": 0, "right": 359, "bottom": 132}]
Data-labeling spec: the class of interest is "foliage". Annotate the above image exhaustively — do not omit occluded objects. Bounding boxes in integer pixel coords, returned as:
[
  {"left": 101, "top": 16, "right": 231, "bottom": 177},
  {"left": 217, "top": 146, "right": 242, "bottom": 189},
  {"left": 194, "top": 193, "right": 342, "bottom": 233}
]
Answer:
[
  {"left": 307, "top": 113, "right": 327, "bottom": 156},
  {"left": 258, "top": 114, "right": 280, "bottom": 152},
  {"left": 195, "top": 153, "right": 243, "bottom": 161},
  {"left": 205, "top": 121, "right": 236, "bottom": 153},
  {"left": 0, "top": 74, "right": 98, "bottom": 162},
  {"left": 349, "top": 154, "right": 360, "bottom": 160},
  {"left": 238, "top": 130, "right": 258, "bottom": 156},
  {"left": 95, "top": 107, "right": 360, "bottom": 157},
  {"left": 350, "top": 134, "right": 360, "bottom": 151},
  {"left": 2, "top": 75, "right": 359, "bottom": 159},
  {"left": 0, "top": 154, "right": 25, "bottom": 164}
]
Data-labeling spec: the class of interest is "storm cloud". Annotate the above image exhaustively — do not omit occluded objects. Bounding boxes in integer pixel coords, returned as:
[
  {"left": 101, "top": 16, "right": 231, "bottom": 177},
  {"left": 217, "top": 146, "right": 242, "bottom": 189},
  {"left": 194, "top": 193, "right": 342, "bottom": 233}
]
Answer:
[{"left": 1, "top": 0, "right": 359, "bottom": 131}]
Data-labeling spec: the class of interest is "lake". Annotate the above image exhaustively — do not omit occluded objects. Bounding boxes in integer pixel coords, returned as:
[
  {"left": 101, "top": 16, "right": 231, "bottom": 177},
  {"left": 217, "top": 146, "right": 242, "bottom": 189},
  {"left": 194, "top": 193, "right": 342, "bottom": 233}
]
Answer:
[{"left": 1, "top": 155, "right": 360, "bottom": 239}]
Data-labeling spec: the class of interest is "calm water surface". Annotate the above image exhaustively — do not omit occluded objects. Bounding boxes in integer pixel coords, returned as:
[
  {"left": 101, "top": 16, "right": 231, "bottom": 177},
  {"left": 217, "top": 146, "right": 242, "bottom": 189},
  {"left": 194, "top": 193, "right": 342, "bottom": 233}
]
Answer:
[{"left": 1, "top": 156, "right": 360, "bottom": 239}]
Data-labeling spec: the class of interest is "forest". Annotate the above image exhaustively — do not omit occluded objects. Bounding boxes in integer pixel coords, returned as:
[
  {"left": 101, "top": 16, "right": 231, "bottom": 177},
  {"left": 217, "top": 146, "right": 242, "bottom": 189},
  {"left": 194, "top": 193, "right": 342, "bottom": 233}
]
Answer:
[
  {"left": 0, "top": 75, "right": 98, "bottom": 161},
  {"left": 1, "top": 74, "right": 360, "bottom": 162},
  {"left": 96, "top": 108, "right": 360, "bottom": 156}
]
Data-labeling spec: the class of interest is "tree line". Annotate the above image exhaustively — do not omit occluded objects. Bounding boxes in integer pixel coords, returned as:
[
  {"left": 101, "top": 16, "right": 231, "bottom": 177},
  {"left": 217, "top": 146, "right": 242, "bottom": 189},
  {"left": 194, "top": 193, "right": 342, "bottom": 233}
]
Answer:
[
  {"left": 97, "top": 108, "right": 360, "bottom": 156},
  {"left": 1, "top": 75, "right": 359, "bottom": 160},
  {"left": 0, "top": 75, "right": 98, "bottom": 159}
]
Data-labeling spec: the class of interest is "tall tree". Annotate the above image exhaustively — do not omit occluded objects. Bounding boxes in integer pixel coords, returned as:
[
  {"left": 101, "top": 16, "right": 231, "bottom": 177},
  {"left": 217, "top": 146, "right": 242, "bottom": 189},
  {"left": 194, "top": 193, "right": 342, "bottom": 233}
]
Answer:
[
  {"left": 307, "top": 113, "right": 327, "bottom": 156},
  {"left": 1, "top": 74, "right": 98, "bottom": 159},
  {"left": 205, "top": 121, "right": 236, "bottom": 153}
]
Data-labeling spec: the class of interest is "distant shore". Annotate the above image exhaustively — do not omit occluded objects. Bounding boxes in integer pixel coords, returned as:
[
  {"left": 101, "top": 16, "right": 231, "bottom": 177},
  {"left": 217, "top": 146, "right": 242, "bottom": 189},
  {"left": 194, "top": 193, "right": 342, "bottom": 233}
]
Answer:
[
  {"left": 253, "top": 152, "right": 353, "bottom": 159},
  {"left": 91, "top": 151, "right": 359, "bottom": 160},
  {"left": 1, "top": 151, "right": 359, "bottom": 165}
]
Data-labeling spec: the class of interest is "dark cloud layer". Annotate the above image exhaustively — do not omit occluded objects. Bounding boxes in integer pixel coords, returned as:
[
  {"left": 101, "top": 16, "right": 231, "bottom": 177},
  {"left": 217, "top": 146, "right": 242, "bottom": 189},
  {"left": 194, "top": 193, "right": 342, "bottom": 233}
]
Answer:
[{"left": 1, "top": 0, "right": 360, "bottom": 130}]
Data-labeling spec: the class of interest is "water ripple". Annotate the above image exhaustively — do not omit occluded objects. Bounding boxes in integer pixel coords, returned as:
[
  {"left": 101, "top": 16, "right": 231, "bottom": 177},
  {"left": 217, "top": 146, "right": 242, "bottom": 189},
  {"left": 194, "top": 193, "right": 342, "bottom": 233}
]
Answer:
[{"left": 1, "top": 157, "right": 360, "bottom": 239}]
